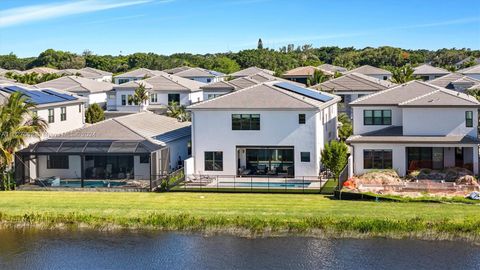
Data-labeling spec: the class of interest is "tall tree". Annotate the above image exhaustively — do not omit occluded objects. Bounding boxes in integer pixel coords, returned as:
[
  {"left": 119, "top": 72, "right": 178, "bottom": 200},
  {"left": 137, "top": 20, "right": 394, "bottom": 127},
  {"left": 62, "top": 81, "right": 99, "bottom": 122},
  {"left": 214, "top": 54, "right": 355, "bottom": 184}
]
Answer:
[
  {"left": 307, "top": 69, "right": 329, "bottom": 86},
  {"left": 166, "top": 102, "right": 190, "bottom": 122},
  {"left": 0, "top": 92, "right": 48, "bottom": 190},
  {"left": 337, "top": 113, "right": 353, "bottom": 141},
  {"left": 321, "top": 140, "right": 349, "bottom": 181},
  {"left": 390, "top": 65, "right": 415, "bottom": 84},
  {"left": 257, "top": 38, "right": 264, "bottom": 50},
  {"left": 85, "top": 104, "right": 105, "bottom": 124}
]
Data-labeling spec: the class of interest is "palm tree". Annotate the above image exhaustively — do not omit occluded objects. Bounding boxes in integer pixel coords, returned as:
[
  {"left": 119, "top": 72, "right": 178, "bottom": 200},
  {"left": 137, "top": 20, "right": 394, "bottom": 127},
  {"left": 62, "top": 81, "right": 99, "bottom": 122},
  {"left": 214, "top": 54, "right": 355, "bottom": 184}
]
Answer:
[
  {"left": 129, "top": 83, "right": 149, "bottom": 111},
  {"left": 166, "top": 102, "right": 190, "bottom": 122},
  {"left": 391, "top": 65, "right": 415, "bottom": 84},
  {"left": 307, "top": 69, "right": 329, "bottom": 86},
  {"left": 0, "top": 92, "right": 48, "bottom": 190}
]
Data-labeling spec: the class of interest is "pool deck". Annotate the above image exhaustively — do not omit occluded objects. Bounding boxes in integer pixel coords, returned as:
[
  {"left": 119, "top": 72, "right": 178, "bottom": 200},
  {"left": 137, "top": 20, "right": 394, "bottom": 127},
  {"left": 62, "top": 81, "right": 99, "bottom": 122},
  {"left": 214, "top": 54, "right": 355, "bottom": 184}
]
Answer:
[{"left": 184, "top": 176, "right": 326, "bottom": 190}]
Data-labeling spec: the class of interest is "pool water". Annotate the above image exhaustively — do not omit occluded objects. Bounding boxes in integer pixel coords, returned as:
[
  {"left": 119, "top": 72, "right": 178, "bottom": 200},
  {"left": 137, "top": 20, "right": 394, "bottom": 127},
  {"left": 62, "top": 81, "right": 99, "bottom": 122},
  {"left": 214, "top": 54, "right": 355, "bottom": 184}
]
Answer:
[{"left": 218, "top": 181, "right": 311, "bottom": 188}]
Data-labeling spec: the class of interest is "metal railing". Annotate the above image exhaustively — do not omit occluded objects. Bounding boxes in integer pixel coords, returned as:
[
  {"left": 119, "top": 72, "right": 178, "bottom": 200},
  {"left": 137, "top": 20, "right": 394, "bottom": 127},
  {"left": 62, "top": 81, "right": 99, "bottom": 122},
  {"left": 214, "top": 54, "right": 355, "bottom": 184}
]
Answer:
[
  {"left": 168, "top": 174, "right": 334, "bottom": 194},
  {"left": 151, "top": 168, "right": 185, "bottom": 191}
]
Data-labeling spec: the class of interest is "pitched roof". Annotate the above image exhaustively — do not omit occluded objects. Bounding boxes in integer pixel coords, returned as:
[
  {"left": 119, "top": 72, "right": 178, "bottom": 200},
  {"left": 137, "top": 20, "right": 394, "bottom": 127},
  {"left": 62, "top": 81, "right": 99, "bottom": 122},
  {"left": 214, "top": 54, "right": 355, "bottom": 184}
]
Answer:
[
  {"left": 413, "top": 64, "right": 450, "bottom": 75},
  {"left": 350, "top": 80, "right": 480, "bottom": 107},
  {"left": 312, "top": 72, "right": 395, "bottom": 92},
  {"left": 80, "top": 67, "right": 112, "bottom": 76},
  {"left": 283, "top": 66, "right": 328, "bottom": 77},
  {"left": 163, "top": 66, "right": 191, "bottom": 74},
  {"left": 428, "top": 73, "right": 480, "bottom": 89},
  {"left": 230, "top": 67, "right": 275, "bottom": 77},
  {"left": 189, "top": 81, "right": 340, "bottom": 110},
  {"left": 114, "top": 68, "right": 163, "bottom": 78},
  {"left": 318, "top": 64, "right": 347, "bottom": 74},
  {"left": 23, "top": 67, "right": 58, "bottom": 74},
  {"left": 114, "top": 73, "right": 205, "bottom": 92},
  {"left": 35, "top": 76, "right": 114, "bottom": 94},
  {"left": 455, "top": 57, "right": 480, "bottom": 67},
  {"left": 0, "top": 83, "right": 86, "bottom": 107},
  {"left": 200, "top": 80, "right": 237, "bottom": 91},
  {"left": 174, "top": 67, "right": 225, "bottom": 78},
  {"left": 346, "top": 65, "right": 392, "bottom": 76},
  {"left": 458, "top": 64, "right": 480, "bottom": 74}
]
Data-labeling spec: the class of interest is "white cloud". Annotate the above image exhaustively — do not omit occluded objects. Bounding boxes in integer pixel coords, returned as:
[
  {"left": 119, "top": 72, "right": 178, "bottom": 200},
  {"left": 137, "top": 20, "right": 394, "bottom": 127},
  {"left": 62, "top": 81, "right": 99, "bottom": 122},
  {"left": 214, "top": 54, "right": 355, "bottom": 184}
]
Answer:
[{"left": 0, "top": 0, "right": 156, "bottom": 28}]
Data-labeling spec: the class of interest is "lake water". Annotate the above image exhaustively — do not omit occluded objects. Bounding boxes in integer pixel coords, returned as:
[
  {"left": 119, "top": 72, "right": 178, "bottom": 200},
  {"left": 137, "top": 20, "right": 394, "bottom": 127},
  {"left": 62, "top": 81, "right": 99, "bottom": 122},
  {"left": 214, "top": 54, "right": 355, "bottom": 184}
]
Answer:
[{"left": 0, "top": 229, "right": 479, "bottom": 270}]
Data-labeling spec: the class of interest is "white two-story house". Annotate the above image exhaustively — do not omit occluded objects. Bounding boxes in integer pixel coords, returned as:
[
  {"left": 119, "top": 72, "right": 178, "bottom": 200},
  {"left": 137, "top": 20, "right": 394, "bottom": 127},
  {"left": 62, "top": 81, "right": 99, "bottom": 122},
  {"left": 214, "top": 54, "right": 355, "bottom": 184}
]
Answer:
[
  {"left": 187, "top": 81, "right": 341, "bottom": 178},
  {"left": 347, "top": 80, "right": 479, "bottom": 177},
  {"left": 113, "top": 68, "right": 163, "bottom": 84},
  {"left": 172, "top": 67, "right": 225, "bottom": 84},
  {"left": 107, "top": 72, "right": 205, "bottom": 112}
]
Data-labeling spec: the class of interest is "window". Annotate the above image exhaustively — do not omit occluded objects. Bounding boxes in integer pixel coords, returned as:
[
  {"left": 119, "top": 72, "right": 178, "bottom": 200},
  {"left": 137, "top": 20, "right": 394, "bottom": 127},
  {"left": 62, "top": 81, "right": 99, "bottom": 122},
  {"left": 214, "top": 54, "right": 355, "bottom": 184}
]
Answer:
[
  {"left": 48, "top": 109, "right": 54, "bottom": 123},
  {"left": 168, "top": 93, "right": 180, "bottom": 104},
  {"left": 47, "top": 155, "right": 69, "bottom": 169},
  {"left": 150, "top": 93, "right": 158, "bottom": 103},
  {"left": 383, "top": 76, "right": 388, "bottom": 80},
  {"left": 299, "top": 114, "right": 306, "bottom": 124},
  {"left": 364, "top": 110, "right": 391, "bottom": 125},
  {"left": 139, "top": 154, "right": 150, "bottom": 164},
  {"left": 121, "top": 95, "right": 127, "bottom": 106},
  {"left": 466, "top": 111, "right": 473, "bottom": 127},
  {"left": 118, "top": 78, "right": 129, "bottom": 84},
  {"left": 207, "top": 93, "right": 221, "bottom": 100},
  {"left": 363, "top": 150, "right": 392, "bottom": 169},
  {"left": 108, "top": 94, "right": 115, "bottom": 99},
  {"left": 60, "top": 107, "right": 66, "bottom": 121},
  {"left": 204, "top": 151, "right": 223, "bottom": 171},
  {"left": 301, "top": 152, "right": 310, "bottom": 162},
  {"left": 78, "top": 104, "right": 82, "bottom": 113},
  {"left": 232, "top": 114, "right": 260, "bottom": 130},
  {"left": 187, "top": 141, "right": 192, "bottom": 156},
  {"left": 206, "top": 78, "right": 211, "bottom": 83}
]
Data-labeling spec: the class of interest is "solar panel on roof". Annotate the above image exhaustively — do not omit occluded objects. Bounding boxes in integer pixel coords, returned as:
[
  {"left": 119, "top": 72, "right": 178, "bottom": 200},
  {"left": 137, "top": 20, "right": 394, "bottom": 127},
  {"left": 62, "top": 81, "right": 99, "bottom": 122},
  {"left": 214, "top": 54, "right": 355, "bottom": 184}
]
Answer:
[
  {"left": 42, "top": 89, "right": 78, "bottom": 101},
  {"left": 273, "top": 82, "right": 333, "bottom": 102},
  {"left": 0, "top": 85, "right": 77, "bottom": 104}
]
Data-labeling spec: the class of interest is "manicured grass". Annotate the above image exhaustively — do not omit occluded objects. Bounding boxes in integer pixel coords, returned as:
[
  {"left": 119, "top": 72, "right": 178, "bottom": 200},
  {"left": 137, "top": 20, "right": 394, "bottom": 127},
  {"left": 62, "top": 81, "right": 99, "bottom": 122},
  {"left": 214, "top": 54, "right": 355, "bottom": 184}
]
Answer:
[{"left": 0, "top": 191, "right": 479, "bottom": 241}]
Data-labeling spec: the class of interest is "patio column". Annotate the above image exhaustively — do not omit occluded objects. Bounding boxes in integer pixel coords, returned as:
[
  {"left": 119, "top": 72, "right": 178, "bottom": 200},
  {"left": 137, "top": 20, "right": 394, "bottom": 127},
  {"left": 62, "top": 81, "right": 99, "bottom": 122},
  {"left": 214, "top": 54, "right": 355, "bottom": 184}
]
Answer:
[
  {"left": 80, "top": 155, "right": 85, "bottom": 188},
  {"left": 473, "top": 146, "right": 479, "bottom": 175}
]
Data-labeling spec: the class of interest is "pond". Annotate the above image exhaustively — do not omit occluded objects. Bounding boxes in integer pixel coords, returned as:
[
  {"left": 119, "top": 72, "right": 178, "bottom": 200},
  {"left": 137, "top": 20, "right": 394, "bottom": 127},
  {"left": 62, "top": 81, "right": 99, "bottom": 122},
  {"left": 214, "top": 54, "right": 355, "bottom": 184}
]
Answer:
[{"left": 0, "top": 229, "right": 478, "bottom": 270}]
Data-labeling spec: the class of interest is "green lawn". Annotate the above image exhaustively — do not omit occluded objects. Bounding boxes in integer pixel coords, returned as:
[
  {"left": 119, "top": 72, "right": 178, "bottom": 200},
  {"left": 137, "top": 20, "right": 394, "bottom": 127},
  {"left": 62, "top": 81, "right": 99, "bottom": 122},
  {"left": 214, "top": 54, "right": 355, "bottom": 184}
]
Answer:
[{"left": 0, "top": 191, "right": 479, "bottom": 240}]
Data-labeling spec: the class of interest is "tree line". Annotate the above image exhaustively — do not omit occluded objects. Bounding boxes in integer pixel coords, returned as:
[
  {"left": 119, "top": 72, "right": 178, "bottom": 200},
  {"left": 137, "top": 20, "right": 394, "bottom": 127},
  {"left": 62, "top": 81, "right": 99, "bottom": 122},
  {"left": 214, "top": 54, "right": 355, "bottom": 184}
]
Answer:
[{"left": 1, "top": 46, "right": 479, "bottom": 75}]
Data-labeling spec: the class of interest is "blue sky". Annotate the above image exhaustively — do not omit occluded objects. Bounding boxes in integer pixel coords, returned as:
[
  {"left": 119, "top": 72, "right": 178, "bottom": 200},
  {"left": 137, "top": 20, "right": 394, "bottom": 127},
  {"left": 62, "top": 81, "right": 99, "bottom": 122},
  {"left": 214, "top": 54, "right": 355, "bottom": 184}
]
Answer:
[{"left": 0, "top": 0, "right": 479, "bottom": 57}]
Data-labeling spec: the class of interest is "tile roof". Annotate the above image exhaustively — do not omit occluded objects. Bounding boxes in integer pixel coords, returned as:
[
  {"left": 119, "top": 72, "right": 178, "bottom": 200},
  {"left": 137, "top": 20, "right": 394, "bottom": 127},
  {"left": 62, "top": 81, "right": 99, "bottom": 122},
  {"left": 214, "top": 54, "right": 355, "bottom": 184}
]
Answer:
[
  {"left": 318, "top": 64, "right": 348, "bottom": 74},
  {"left": 458, "top": 64, "right": 480, "bottom": 74},
  {"left": 283, "top": 66, "right": 327, "bottom": 77},
  {"left": 35, "top": 76, "right": 114, "bottom": 94},
  {"left": 174, "top": 67, "right": 225, "bottom": 78},
  {"left": 114, "top": 68, "right": 163, "bottom": 79},
  {"left": 114, "top": 73, "right": 205, "bottom": 92},
  {"left": 230, "top": 67, "right": 275, "bottom": 77},
  {"left": 163, "top": 66, "right": 191, "bottom": 74},
  {"left": 23, "top": 67, "right": 58, "bottom": 74},
  {"left": 346, "top": 65, "right": 392, "bottom": 76},
  {"left": 350, "top": 80, "right": 480, "bottom": 107},
  {"left": 312, "top": 72, "right": 395, "bottom": 92},
  {"left": 189, "top": 81, "right": 339, "bottom": 110},
  {"left": 428, "top": 73, "right": 476, "bottom": 89},
  {"left": 413, "top": 64, "right": 450, "bottom": 75}
]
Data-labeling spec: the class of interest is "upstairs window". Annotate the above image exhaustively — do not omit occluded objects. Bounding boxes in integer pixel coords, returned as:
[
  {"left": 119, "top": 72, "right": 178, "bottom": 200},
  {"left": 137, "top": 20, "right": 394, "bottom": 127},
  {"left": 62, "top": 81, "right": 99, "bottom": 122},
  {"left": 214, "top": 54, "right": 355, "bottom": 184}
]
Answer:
[
  {"left": 48, "top": 109, "right": 54, "bottom": 123},
  {"left": 364, "top": 110, "right": 391, "bottom": 125},
  {"left": 232, "top": 114, "right": 260, "bottom": 130},
  {"left": 466, "top": 111, "right": 473, "bottom": 127},
  {"left": 300, "top": 152, "right": 310, "bottom": 162},
  {"left": 60, "top": 107, "right": 67, "bottom": 121},
  {"left": 298, "top": 114, "right": 306, "bottom": 124}
]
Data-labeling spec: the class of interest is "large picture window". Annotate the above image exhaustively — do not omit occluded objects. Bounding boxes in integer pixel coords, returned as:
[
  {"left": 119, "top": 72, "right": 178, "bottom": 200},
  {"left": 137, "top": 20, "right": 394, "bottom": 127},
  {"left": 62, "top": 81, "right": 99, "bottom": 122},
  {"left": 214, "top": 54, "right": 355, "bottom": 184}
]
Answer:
[
  {"left": 168, "top": 93, "right": 180, "bottom": 104},
  {"left": 363, "top": 150, "right": 392, "bottom": 169},
  {"left": 204, "top": 151, "right": 223, "bottom": 171},
  {"left": 232, "top": 114, "right": 260, "bottom": 130},
  {"left": 47, "top": 155, "right": 69, "bottom": 169},
  {"left": 364, "top": 110, "right": 391, "bottom": 125}
]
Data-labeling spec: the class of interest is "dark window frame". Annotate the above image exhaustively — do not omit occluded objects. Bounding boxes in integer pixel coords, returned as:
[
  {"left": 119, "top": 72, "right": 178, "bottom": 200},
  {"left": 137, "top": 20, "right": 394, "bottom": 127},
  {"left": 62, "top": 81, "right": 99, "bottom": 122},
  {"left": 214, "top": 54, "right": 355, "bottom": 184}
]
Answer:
[
  {"left": 48, "top": 108, "right": 54, "bottom": 123},
  {"left": 139, "top": 154, "right": 150, "bottom": 164},
  {"left": 204, "top": 151, "right": 223, "bottom": 171},
  {"left": 364, "top": 110, "right": 392, "bottom": 126},
  {"left": 231, "top": 114, "right": 260, "bottom": 130},
  {"left": 121, "top": 95, "right": 127, "bottom": 106},
  {"left": 300, "top": 152, "right": 310, "bottom": 162},
  {"left": 47, "top": 155, "right": 69, "bottom": 169},
  {"left": 299, "top": 114, "right": 306, "bottom": 124},
  {"left": 60, "top": 107, "right": 67, "bottom": 121},
  {"left": 466, "top": 111, "right": 473, "bottom": 127},
  {"left": 363, "top": 150, "right": 393, "bottom": 169},
  {"left": 168, "top": 93, "right": 181, "bottom": 104}
]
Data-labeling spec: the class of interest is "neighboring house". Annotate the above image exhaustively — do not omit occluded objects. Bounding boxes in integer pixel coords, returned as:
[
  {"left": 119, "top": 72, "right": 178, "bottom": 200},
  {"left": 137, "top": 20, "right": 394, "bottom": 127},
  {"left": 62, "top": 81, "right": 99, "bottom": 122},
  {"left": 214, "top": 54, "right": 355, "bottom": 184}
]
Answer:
[
  {"left": 413, "top": 64, "right": 450, "bottom": 81},
  {"left": 346, "top": 80, "right": 479, "bottom": 177},
  {"left": 458, "top": 64, "right": 480, "bottom": 80},
  {"left": 0, "top": 84, "right": 86, "bottom": 138},
  {"left": 35, "top": 76, "right": 114, "bottom": 107},
  {"left": 346, "top": 65, "right": 392, "bottom": 80},
  {"left": 23, "top": 67, "right": 59, "bottom": 74},
  {"left": 113, "top": 68, "right": 163, "bottom": 84},
  {"left": 454, "top": 57, "right": 480, "bottom": 69},
  {"left": 16, "top": 111, "right": 191, "bottom": 184},
  {"left": 318, "top": 64, "right": 348, "bottom": 75},
  {"left": 107, "top": 73, "right": 205, "bottom": 112},
  {"left": 428, "top": 73, "right": 480, "bottom": 93},
  {"left": 311, "top": 72, "right": 396, "bottom": 117},
  {"left": 163, "top": 66, "right": 191, "bottom": 74},
  {"left": 56, "top": 67, "right": 113, "bottom": 82},
  {"left": 187, "top": 81, "right": 341, "bottom": 178},
  {"left": 229, "top": 67, "right": 275, "bottom": 79},
  {"left": 283, "top": 66, "right": 331, "bottom": 85},
  {"left": 173, "top": 67, "right": 225, "bottom": 83}
]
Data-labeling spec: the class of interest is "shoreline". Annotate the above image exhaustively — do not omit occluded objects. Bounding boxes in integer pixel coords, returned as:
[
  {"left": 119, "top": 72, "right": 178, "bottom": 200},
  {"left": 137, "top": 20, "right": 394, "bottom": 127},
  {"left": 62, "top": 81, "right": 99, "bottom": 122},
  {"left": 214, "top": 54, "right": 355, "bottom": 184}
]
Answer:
[{"left": 1, "top": 213, "right": 479, "bottom": 243}]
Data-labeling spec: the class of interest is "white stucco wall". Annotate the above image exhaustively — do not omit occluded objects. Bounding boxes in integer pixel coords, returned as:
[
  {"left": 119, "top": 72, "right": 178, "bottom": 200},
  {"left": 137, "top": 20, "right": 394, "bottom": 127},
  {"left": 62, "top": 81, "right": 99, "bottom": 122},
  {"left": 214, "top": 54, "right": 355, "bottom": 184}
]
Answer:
[
  {"left": 166, "top": 136, "right": 191, "bottom": 171},
  {"left": 37, "top": 155, "right": 82, "bottom": 179},
  {"left": 403, "top": 108, "right": 478, "bottom": 137},
  {"left": 352, "top": 106, "right": 402, "bottom": 134},
  {"left": 191, "top": 108, "right": 335, "bottom": 177},
  {"left": 202, "top": 90, "right": 231, "bottom": 100},
  {"left": 36, "top": 103, "right": 85, "bottom": 136},
  {"left": 133, "top": 155, "right": 150, "bottom": 180}
]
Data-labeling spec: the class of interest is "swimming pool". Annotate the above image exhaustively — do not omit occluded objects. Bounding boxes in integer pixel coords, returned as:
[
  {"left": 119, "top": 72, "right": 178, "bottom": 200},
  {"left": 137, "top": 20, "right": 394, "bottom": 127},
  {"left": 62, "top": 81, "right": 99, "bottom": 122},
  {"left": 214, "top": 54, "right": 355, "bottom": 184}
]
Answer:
[
  {"left": 35, "top": 178, "right": 128, "bottom": 188},
  {"left": 217, "top": 181, "right": 311, "bottom": 188}
]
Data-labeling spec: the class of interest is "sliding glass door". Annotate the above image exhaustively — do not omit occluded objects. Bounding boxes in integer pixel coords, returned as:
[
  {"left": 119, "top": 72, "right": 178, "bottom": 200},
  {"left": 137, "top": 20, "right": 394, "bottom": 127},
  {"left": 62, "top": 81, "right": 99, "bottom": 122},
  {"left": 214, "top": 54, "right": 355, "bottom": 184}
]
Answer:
[
  {"left": 407, "top": 147, "right": 444, "bottom": 171},
  {"left": 241, "top": 147, "right": 294, "bottom": 177}
]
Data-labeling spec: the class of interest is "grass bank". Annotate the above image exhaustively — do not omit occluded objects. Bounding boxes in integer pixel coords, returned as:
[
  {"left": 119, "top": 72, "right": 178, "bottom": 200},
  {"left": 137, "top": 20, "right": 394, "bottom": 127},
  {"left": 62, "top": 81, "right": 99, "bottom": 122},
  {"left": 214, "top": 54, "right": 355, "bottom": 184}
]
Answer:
[{"left": 1, "top": 191, "right": 479, "bottom": 242}]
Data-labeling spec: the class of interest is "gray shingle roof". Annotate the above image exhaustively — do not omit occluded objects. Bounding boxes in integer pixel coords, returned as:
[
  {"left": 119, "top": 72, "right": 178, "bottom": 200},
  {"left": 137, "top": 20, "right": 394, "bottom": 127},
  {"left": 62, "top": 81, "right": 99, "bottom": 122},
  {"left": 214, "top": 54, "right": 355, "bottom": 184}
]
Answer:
[
  {"left": 413, "top": 64, "right": 450, "bottom": 75},
  {"left": 312, "top": 72, "right": 395, "bottom": 92},
  {"left": 350, "top": 80, "right": 480, "bottom": 107},
  {"left": 230, "top": 67, "right": 275, "bottom": 78},
  {"left": 189, "top": 81, "right": 339, "bottom": 110},
  {"left": 35, "top": 76, "right": 114, "bottom": 94},
  {"left": 346, "top": 65, "right": 392, "bottom": 76}
]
